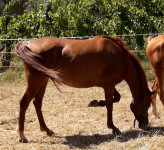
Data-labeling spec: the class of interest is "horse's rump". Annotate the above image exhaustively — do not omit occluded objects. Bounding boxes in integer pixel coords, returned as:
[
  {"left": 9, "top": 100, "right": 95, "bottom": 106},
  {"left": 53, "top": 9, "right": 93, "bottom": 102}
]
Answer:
[{"left": 15, "top": 41, "right": 61, "bottom": 86}]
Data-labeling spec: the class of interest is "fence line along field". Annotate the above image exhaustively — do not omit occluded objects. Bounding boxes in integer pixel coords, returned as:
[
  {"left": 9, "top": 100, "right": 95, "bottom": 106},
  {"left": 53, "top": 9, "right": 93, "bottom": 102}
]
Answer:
[{"left": 0, "top": 80, "right": 164, "bottom": 150}]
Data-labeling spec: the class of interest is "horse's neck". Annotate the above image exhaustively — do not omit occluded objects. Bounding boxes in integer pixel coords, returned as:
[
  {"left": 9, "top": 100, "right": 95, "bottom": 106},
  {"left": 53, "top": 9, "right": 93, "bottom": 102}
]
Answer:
[{"left": 124, "top": 55, "right": 149, "bottom": 102}]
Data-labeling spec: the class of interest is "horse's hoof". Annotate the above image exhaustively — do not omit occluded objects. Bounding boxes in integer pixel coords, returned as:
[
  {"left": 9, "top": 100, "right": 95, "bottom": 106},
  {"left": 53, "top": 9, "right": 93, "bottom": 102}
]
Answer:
[
  {"left": 88, "top": 100, "right": 98, "bottom": 107},
  {"left": 112, "top": 128, "right": 122, "bottom": 135},
  {"left": 47, "top": 130, "right": 54, "bottom": 136},
  {"left": 19, "top": 138, "right": 28, "bottom": 143}
]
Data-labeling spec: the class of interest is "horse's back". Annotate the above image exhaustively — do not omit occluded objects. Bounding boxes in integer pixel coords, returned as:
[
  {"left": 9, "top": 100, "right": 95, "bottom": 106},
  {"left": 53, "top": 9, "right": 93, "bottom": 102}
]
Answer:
[
  {"left": 27, "top": 36, "right": 123, "bottom": 56},
  {"left": 146, "top": 35, "right": 164, "bottom": 77},
  {"left": 19, "top": 36, "right": 127, "bottom": 88},
  {"left": 58, "top": 36, "right": 126, "bottom": 87}
]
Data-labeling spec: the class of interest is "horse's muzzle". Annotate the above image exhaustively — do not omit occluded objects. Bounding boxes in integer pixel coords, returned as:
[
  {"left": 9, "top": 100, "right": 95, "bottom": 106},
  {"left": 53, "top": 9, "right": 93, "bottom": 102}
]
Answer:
[{"left": 138, "top": 122, "right": 148, "bottom": 130}]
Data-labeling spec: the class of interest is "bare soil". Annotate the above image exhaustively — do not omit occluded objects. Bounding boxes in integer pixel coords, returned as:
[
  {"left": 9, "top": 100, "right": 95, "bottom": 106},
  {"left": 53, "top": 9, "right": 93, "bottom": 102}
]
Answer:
[{"left": 0, "top": 80, "right": 164, "bottom": 150}]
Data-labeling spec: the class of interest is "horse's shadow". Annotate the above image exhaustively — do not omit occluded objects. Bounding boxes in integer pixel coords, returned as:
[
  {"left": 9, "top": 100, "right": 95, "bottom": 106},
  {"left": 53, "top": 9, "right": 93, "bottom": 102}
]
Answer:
[{"left": 61, "top": 126, "right": 164, "bottom": 149}]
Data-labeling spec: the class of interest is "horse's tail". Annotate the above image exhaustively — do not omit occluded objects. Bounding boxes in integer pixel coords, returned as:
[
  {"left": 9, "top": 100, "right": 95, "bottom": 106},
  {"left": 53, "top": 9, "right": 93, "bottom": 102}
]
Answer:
[{"left": 15, "top": 41, "right": 61, "bottom": 90}]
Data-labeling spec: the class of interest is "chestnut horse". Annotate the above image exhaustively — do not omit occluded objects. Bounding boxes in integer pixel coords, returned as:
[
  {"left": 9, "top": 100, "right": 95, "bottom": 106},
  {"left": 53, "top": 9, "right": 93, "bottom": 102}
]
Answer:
[
  {"left": 146, "top": 35, "right": 164, "bottom": 117},
  {"left": 16, "top": 35, "right": 152, "bottom": 143}
]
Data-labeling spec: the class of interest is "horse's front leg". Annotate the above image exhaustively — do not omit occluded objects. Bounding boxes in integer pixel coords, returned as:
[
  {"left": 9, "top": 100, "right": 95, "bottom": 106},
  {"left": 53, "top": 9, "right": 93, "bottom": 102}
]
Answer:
[
  {"left": 88, "top": 88, "right": 121, "bottom": 107},
  {"left": 151, "top": 91, "right": 160, "bottom": 118},
  {"left": 151, "top": 79, "right": 160, "bottom": 118},
  {"left": 104, "top": 85, "right": 121, "bottom": 135}
]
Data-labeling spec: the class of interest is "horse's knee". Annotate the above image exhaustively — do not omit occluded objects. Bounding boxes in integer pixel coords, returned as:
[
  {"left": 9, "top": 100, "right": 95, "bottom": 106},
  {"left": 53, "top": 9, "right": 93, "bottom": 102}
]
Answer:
[{"left": 98, "top": 100, "right": 106, "bottom": 106}]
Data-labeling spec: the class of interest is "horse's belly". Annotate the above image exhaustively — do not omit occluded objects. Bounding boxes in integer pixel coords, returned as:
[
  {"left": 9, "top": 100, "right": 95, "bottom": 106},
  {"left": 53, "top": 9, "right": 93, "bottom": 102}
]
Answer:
[
  {"left": 59, "top": 67, "right": 123, "bottom": 88},
  {"left": 61, "top": 77, "right": 101, "bottom": 88},
  {"left": 59, "top": 71, "right": 102, "bottom": 88},
  {"left": 58, "top": 53, "right": 125, "bottom": 88}
]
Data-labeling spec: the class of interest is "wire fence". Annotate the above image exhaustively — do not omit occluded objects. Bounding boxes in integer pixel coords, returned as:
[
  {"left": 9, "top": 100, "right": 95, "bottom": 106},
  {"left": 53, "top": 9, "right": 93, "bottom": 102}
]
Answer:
[{"left": 0, "top": 33, "right": 162, "bottom": 69}]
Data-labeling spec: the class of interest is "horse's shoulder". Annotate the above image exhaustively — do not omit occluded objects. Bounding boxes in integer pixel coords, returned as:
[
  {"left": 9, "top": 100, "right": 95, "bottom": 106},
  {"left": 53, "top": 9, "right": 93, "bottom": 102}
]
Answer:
[
  {"left": 147, "top": 35, "right": 164, "bottom": 47},
  {"left": 147, "top": 35, "right": 164, "bottom": 55}
]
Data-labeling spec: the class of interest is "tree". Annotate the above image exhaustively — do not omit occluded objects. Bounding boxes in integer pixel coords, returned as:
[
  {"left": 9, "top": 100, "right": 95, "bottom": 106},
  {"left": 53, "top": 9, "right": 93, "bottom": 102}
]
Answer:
[
  {"left": 0, "top": 0, "right": 28, "bottom": 69},
  {"left": 1, "top": 0, "right": 164, "bottom": 69}
]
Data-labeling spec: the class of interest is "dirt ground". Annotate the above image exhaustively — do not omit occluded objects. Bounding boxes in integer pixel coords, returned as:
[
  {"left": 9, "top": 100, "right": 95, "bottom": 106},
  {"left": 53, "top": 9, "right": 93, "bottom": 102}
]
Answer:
[{"left": 0, "top": 80, "right": 164, "bottom": 150}]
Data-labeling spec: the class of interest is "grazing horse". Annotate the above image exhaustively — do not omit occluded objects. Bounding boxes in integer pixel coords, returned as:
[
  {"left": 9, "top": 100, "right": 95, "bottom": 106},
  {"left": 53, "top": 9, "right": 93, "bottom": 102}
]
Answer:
[
  {"left": 146, "top": 35, "right": 164, "bottom": 117},
  {"left": 15, "top": 35, "right": 152, "bottom": 143}
]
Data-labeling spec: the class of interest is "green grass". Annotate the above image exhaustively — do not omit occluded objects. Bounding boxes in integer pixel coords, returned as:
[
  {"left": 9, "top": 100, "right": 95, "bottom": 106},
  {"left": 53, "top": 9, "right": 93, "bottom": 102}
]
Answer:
[
  {"left": 0, "top": 67, "right": 25, "bottom": 82},
  {"left": 142, "top": 60, "right": 155, "bottom": 81},
  {"left": 0, "top": 56, "right": 25, "bottom": 82},
  {"left": 0, "top": 80, "right": 163, "bottom": 149},
  {"left": 135, "top": 51, "right": 155, "bottom": 81}
]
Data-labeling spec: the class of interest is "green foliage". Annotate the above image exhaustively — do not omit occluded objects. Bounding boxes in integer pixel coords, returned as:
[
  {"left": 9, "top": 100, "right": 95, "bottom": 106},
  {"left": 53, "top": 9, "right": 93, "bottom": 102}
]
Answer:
[
  {"left": 0, "top": 0, "right": 164, "bottom": 81},
  {"left": 0, "top": 0, "right": 164, "bottom": 40}
]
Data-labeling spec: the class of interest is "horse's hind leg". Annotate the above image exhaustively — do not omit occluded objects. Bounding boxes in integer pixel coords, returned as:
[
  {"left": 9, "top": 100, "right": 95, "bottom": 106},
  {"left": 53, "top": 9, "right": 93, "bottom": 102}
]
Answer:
[
  {"left": 18, "top": 66, "right": 49, "bottom": 143},
  {"left": 18, "top": 85, "right": 39, "bottom": 143},
  {"left": 33, "top": 80, "right": 54, "bottom": 136}
]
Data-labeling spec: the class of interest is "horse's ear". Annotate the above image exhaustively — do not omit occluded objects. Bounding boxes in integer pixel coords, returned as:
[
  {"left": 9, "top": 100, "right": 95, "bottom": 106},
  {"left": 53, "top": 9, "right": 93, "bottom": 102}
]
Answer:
[{"left": 148, "top": 36, "right": 152, "bottom": 44}]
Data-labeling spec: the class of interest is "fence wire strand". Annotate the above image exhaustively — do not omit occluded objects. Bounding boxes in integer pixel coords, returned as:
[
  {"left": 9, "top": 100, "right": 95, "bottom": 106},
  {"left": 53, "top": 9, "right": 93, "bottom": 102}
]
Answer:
[{"left": 0, "top": 33, "right": 162, "bottom": 69}]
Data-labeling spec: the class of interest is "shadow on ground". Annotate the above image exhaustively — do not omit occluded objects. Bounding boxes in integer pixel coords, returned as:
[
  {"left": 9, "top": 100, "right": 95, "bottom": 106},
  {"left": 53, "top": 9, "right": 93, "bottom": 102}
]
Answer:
[{"left": 61, "top": 126, "right": 164, "bottom": 149}]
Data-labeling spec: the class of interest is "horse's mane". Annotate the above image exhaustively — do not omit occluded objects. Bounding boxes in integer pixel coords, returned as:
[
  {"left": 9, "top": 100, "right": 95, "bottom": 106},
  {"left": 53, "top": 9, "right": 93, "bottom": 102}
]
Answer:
[
  {"left": 112, "top": 36, "right": 141, "bottom": 63},
  {"left": 101, "top": 35, "right": 141, "bottom": 63},
  {"left": 102, "top": 35, "right": 150, "bottom": 95}
]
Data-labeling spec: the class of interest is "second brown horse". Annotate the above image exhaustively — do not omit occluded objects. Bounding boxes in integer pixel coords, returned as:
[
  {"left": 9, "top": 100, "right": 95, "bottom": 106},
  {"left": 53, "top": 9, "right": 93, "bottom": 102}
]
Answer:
[
  {"left": 146, "top": 35, "right": 164, "bottom": 117},
  {"left": 16, "top": 35, "right": 153, "bottom": 143}
]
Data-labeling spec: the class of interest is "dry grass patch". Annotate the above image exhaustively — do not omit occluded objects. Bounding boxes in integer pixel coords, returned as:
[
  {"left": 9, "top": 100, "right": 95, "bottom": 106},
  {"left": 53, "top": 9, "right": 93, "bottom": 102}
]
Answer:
[{"left": 0, "top": 81, "right": 164, "bottom": 150}]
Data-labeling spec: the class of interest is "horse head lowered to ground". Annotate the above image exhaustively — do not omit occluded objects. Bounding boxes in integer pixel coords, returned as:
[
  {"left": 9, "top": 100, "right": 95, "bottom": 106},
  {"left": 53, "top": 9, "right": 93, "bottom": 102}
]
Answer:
[{"left": 15, "top": 35, "right": 153, "bottom": 143}]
